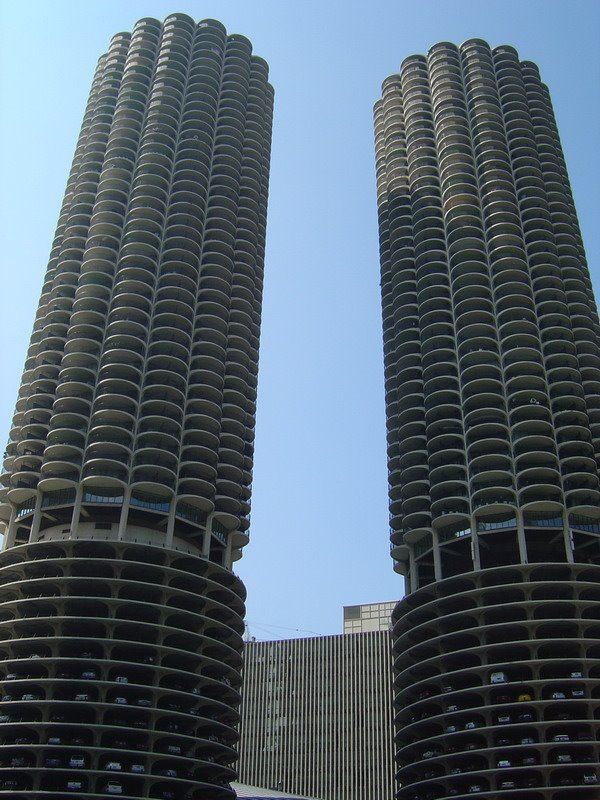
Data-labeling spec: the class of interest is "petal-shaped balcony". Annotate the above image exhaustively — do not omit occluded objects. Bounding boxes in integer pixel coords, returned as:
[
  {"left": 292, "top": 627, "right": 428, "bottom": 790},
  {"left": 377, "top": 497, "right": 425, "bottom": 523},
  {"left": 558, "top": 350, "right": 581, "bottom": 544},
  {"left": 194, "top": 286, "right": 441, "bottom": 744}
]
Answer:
[
  {"left": 131, "top": 462, "right": 176, "bottom": 491},
  {"left": 560, "top": 454, "right": 598, "bottom": 481},
  {"left": 469, "top": 452, "right": 512, "bottom": 478}
]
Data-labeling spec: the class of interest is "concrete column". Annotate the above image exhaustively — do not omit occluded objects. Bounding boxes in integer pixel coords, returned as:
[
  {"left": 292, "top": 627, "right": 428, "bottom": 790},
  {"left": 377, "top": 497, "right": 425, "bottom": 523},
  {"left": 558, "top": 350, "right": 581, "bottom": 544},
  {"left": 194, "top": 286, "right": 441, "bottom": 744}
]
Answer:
[
  {"left": 516, "top": 507, "right": 528, "bottom": 563},
  {"left": 3, "top": 507, "right": 18, "bottom": 550},
  {"left": 202, "top": 517, "right": 212, "bottom": 559},
  {"left": 165, "top": 498, "right": 176, "bottom": 549},
  {"left": 408, "top": 545, "right": 417, "bottom": 594},
  {"left": 432, "top": 529, "right": 442, "bottom": 581},
  {"left": 471, "top": 515, "right": 481, "bottom": 570},
  {"left": 562, "top": 509, "right": 574, "bottom": 563},
  {"left": 224, "top": 531, "right": 233, "bottom": 570},
  {"left": 117, "top": 487, "right": 132, "bottom": 541},
  {"left": 29, "top": 493, "right": 44, "bottom": 541},
  {"left": 70, "top": 483, "right": 84, "bottom": 537}
]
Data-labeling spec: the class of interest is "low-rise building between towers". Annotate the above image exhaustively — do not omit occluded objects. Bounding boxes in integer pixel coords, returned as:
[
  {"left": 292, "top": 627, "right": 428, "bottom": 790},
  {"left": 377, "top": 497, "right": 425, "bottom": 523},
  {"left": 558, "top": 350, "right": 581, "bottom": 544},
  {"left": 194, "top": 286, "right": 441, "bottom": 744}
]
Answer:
[{"left": 238, "top": 602, "right": 397, "bottom": 800}]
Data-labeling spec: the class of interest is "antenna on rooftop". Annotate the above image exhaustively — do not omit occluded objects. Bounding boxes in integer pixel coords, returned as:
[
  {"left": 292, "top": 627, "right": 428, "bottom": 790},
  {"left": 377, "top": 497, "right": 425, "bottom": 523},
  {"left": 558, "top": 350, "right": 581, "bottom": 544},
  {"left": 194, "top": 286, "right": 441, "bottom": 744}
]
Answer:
[{"left": 243, "top": 622, "right": 256, "bottom": 643}]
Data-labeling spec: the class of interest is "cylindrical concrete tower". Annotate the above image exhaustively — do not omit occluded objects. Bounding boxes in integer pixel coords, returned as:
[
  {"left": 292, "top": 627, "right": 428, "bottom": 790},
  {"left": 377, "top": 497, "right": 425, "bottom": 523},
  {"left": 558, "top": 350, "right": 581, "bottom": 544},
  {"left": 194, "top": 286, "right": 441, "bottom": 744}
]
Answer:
[
  {"left": 0, "top": 14, "right": 272, "bottom": 799},
  {"left": 375, "top": 40, "right": 600, "bottom": 799}
]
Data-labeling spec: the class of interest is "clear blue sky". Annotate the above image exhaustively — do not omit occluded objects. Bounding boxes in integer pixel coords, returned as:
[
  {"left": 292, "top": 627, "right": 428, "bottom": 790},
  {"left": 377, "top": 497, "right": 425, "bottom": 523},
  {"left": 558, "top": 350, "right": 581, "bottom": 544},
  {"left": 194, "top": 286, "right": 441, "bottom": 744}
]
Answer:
[{"left": 1, "top": 0, "right": 599, "bottom": 639}]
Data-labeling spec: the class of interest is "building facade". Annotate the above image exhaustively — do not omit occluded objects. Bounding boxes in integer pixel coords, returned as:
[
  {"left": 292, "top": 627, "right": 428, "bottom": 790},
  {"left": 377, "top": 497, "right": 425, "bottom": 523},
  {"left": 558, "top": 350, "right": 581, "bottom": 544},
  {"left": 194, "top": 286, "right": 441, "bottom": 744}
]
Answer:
[
  {"left": 238, "top": 625, "right": 395, "bottom": 800},
  {"left": 0, "top": 14, "right": 272, "bottom": 799},
  {"left": 343, "top": 600, "right": 396, "bottom": 633},
  {"left": 232, "top": 782, "right": 320, "bottom": 799},
  {"left": 375, "top": 39, "right": 600, "bottom": 799}
]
